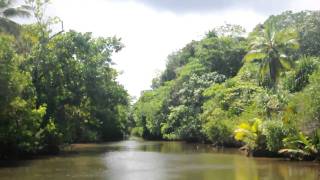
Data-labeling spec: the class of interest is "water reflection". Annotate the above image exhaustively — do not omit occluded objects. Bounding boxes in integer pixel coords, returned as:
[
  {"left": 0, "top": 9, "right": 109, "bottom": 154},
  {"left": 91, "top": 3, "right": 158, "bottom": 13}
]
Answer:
[{"left": 0, "top": 140, "right": 319, "bottom": 180}]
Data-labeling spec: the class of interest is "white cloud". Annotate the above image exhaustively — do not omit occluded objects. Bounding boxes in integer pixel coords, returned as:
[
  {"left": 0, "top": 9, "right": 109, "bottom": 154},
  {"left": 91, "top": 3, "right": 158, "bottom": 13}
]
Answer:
[{"left": 47, "top": 0, "right": 319, "bottom": 98}]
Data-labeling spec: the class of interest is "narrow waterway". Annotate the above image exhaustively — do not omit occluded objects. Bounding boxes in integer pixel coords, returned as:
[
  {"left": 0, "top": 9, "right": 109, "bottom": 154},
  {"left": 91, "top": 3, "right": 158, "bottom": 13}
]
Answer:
[{"left": 0, "top": 140, "right": 319, "bottom": 180}]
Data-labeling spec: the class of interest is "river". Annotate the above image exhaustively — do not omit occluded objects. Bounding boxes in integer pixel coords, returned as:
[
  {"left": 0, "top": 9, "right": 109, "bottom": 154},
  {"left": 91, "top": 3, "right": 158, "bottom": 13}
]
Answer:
[{"left": 0, "top": 140, "right": 319, "bottom": 180}]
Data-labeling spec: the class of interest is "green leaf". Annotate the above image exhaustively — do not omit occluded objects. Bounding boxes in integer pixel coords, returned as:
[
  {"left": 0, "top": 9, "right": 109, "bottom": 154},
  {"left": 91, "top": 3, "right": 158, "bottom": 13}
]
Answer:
[{"left": 244, "top": 50, "right": 266, "bottom": 62}]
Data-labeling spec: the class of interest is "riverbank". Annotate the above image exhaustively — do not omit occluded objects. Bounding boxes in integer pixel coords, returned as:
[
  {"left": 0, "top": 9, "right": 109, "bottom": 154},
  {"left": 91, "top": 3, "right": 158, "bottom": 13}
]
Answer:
[{"left": 1, "top": 136, "right": 319, "bottom": 163}]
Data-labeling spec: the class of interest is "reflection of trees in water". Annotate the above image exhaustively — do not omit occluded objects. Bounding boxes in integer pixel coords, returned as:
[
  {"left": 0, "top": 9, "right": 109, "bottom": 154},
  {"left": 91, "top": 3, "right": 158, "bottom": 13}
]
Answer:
[
  {"left": 234, "top": 156, "right": 259, "bottom": 180},
  {"left": 254, "top": 160, "right": 319, "bottom": 180}
]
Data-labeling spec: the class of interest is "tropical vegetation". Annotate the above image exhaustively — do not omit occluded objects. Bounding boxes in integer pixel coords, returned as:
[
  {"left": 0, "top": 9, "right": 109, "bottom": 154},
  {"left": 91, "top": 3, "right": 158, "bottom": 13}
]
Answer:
[
  {"left": 0, "top": 0, "right": 129, "bottom": 159},
  {"left": 1, "top": 0, "right": 320, "bottom": 162},
  {"left": 132, "top": 11, "right": 320, "bottom": 161}
]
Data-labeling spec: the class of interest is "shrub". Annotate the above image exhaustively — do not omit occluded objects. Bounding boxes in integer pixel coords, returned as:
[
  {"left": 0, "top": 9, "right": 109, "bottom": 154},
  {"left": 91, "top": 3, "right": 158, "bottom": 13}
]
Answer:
[
  {"left": 283, "top": 56, "right": 319, "bottom": 92},
  {"left": 262, "top": 120, "right": 291, "bottom": 152},
  {"left": 279, "top": 132, "right": 318, "bottom": 160},
  {"left": 131, "top": 127, "right": 144, "bottom": 137},
  {"left": 234, "top": 118, "right": 262, "bottom": 150}
]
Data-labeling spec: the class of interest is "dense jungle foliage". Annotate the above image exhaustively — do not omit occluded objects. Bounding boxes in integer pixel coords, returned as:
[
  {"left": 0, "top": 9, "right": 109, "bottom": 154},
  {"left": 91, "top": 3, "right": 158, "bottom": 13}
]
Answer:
[
  {"left": 132, "top": 11, "right": 320, "bottom": 160},
  {"left": 0, "top": 0, "right": 129, "bottom": 159},
  {"left": 2, "top": 0, "right": 320, "bottom": 161}
]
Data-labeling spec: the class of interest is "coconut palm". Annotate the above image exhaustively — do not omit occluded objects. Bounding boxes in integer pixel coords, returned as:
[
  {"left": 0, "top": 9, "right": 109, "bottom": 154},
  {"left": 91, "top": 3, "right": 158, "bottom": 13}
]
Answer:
[
  {"left": 0, "top": 0, "right": 31, "bottom": 35},
  {"left": 244, "top": 22, "right": 299, "bottom": 87}
]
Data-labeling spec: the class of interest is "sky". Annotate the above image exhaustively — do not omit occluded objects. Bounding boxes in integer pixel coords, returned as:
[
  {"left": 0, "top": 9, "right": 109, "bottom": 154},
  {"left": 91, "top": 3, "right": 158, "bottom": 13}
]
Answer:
[{"left": 44, "top": 0, "right": 320, "bottom": 99}]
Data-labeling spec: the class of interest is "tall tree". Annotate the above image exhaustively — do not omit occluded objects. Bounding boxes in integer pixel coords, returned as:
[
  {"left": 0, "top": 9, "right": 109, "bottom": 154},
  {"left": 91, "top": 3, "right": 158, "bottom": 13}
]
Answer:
[{"left": 244, "top": 22, "right": 299, "bottom": 87}]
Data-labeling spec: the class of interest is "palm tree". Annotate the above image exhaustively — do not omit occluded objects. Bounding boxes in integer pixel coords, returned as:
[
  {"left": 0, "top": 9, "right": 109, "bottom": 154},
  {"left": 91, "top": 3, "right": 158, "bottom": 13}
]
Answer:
[
  {"left": 0, "top": 0, "right": 31, "bottom": 36},
  {"left": 244, "top": 22, "right": 299, "bottom": 87}
]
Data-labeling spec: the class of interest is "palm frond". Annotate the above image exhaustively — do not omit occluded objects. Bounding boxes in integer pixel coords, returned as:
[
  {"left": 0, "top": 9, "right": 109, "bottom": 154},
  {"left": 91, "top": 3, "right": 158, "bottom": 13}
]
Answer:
[
  {"left": 284, "top": 39, "right": 300, "bottom": 50},
  {"left": 244, "top": 50, "right": 267, "bottom": 62},
  {"left": 0, "top": 17, "right": 20, "bottom": 36},
  {"left": 3, "top": 7, "right": 31, "bottom": 18},
  {"left": 275, "top": 29, "right": 300, "bottom": 49},
  {"left": 259, "top": 59, "right": 269, "bottom": 77},
  {"left": 19, "top": 5, "right": 33, "bottom": 11},
  {"left": 250, "top": 42, "right": 269, "bottom": 52},
  {"left": 279, "top": 148, "right": 310, "bottom": 156},
  {"left": 264, "top": 21, "right": 277, "bottom": 43},
  {"left": 279, "top": 55, "right": 293, "bottom": 70},
  {"left": 281, "top": 132, "right": 318, "bottom": 158}
]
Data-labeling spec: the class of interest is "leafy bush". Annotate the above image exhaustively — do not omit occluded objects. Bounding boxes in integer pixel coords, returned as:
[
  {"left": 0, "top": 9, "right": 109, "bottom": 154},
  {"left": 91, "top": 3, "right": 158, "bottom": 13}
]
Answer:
[
  {"left": 130, "top": 11, "right": 320, "bottom": 162},
  {"left": 195, "top": 35, "right": 246, "bottom": 77},
  {"left": 279, "top": 132, "right": 318, "bottom": 160},
  {"left": 262, "top": 120, "right": 291, "bottom": 152},
  {"left": 287, "top": 69, "right": 320, "bottom": 136},
  {"left": 202, "top": 108, "right": 235, "bottom": 146},
  {"left": 234, "top": 118, "right": 262, "bottom": 150},
  {"left": 283, "top": 56, "right": 319, "bottom": 92},
  {"left": 131, "top": 127, "right": 144, "bottom": 137},
  {"left": 0, "top": 35, "right": 48, "bottom": 157},
  {"left": 255, "top": 89, "right": 290, "bottom": 119}
]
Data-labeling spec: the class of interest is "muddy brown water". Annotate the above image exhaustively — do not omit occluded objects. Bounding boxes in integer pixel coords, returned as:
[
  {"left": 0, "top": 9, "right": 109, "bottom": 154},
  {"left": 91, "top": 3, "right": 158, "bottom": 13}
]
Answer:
[{"left": 0, "top": 140, "right": 319, "bottom": 180}]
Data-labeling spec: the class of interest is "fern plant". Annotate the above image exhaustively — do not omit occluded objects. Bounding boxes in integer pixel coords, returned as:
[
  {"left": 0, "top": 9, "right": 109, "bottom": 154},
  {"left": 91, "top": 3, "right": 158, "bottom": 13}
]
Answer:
[{"left": 279, "top": 132, "right": 318, "bottom": 160}]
